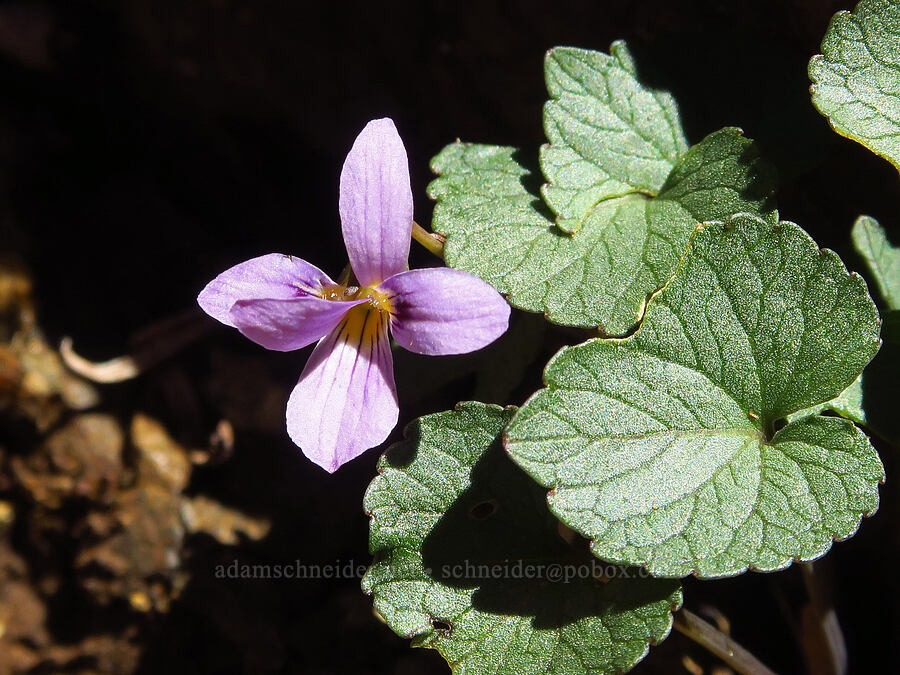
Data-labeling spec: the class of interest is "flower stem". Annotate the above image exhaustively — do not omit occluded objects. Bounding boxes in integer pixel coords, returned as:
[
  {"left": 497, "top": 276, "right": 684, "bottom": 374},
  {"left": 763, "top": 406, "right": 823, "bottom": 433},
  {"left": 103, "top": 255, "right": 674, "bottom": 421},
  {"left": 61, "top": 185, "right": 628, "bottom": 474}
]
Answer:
[
  {"left": 411, "top": 221, "right": 445, "bottom": 258},
  {"left": 673, "top": 608, "right": 778, "bottom": 675}
]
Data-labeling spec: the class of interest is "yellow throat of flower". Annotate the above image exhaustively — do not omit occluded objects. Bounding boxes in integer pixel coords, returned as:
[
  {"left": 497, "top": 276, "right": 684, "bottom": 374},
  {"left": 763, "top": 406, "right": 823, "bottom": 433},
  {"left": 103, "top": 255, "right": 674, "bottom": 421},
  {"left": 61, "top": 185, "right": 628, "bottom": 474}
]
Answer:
[{"left": 320, "top": 284, "right": 393, "bottom": 345}]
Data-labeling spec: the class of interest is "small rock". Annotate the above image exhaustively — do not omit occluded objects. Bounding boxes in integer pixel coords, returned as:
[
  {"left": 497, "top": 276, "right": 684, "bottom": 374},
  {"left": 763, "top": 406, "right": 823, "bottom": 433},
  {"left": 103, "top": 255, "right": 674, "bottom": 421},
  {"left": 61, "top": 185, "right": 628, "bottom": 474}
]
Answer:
[
  {"left": 0, "top": 501, "right": 13, "bottom": 533},
  {"left": 76, "top": 482, "right": 187, "bottom": 609},
  {"left": 180, "top": 495, "right": 271, "bottom": 545},
  {"left": 0, "top": 542, "right": 49, "bottom": 673},
  {"left": 128, "top": 590, "right": 153, "bottom": 613},
  {"left": 11, "top": 414, "right": 124, "bottom": 508},
  {"left": 131, "top": 413, "right": 191, "bottom": 492},
  {"left": 7, "top": 331, "right": 99, "bottom": 430}
]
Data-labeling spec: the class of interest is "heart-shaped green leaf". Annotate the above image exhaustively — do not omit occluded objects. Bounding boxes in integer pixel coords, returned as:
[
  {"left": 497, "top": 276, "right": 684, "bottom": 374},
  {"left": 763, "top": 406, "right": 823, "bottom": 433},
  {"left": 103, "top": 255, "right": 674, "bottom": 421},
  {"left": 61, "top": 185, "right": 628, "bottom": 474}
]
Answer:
[
  {"left": 810, "top": 0, "right": 900, "bottom": 171},
  {"left": 429, "top": 125, "right": 775, "bottom": 332},
  {"left": 363, "top": 402, "right": 682, "bottom": 674},
  {"left": 505, "top": 215, "right": 884, "bottom": 578}
]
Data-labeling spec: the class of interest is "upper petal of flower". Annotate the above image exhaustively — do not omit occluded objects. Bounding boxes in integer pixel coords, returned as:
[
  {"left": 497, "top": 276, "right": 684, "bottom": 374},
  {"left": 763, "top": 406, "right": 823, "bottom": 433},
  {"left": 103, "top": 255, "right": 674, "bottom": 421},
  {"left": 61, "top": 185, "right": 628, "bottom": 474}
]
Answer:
[
  {"left": 198, "top": 253, "right": 334, "bottom": 327},
  {"left": 286, "top": 306, "right": 398, "bottom": 472},
  {"left": 379, "top": 268, "right": 511, "bottom": 355},
  {"left": 339, "top": 118, "right": 413, "bottom": 287},
  {"left": 229, "top": 296, "right": 365, "bottom": 352}
]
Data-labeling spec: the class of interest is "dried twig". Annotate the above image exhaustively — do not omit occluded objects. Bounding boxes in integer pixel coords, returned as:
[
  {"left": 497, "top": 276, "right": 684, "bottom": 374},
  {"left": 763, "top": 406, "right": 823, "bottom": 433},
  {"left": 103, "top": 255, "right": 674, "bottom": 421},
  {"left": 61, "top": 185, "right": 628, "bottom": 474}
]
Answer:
[
  {"left": 61, "top": 310, "right": 211, "bottom": 383},
  {"left": 674, "top": 608, "right": 778, "bottom": 675}
]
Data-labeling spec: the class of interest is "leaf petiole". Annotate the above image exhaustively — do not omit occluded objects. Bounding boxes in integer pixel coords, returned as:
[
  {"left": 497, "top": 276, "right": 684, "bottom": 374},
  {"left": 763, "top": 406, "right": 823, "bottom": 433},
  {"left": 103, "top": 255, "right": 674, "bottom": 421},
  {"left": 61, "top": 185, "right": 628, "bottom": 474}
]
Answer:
[{"left": 411, "top": 221, "right": 445, "bottom": 258}]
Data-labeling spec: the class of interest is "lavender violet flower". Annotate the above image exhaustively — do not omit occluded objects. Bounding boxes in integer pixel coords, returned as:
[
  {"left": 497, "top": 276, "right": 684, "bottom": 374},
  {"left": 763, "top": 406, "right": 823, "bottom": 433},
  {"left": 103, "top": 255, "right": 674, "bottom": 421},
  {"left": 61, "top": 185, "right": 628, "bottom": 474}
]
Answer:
[{"left": 198, "top": 118, "right": 510, "bottom": 472}]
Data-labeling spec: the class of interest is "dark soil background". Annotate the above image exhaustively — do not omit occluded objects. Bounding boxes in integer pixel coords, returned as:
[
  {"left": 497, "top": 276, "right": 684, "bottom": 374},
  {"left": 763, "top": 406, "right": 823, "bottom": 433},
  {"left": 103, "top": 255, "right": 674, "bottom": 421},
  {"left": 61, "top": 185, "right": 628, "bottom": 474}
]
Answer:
[{"left": 0, "top": 0, "right": 897, "bottom": 673}]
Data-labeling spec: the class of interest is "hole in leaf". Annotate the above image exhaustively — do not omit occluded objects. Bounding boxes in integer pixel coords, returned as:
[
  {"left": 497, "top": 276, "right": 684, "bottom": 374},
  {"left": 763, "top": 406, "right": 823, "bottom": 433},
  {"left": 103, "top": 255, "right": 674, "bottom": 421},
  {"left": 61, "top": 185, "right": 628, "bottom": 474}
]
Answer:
[
  {"left": 431, "top": 618, "right": 453, "bottom": 635},
  {"left": 468, "top": 499, "right": 498, "bottom": 520}
]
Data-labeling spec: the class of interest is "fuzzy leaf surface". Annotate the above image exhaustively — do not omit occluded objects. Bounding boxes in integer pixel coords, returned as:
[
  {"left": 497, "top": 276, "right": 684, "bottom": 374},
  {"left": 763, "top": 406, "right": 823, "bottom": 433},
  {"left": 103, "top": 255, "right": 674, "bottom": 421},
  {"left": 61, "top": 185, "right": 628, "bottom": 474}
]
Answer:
[
  {"left": 506, "top": 215, "right": 883, "bottom": 578},
  {"left": 429, "top": 126, "right": 775, "bottom": 332},
  {"left": 810, "top": 0, "right": 900, "bottom": 171},
  {"left": 363, "top": 402, "right": 682, "bottom": 674},
  {"left": 852, "top": 214, "right": 900, "bottom": 441},
  {"left": 540, "top": 42, "right": 688, "bottom": 234},
  {"left": 787, "top": 376, "right": 866, "bottom": 425},
  {"left": 852, "top": 215, "right": 900, "bottom": 309}
]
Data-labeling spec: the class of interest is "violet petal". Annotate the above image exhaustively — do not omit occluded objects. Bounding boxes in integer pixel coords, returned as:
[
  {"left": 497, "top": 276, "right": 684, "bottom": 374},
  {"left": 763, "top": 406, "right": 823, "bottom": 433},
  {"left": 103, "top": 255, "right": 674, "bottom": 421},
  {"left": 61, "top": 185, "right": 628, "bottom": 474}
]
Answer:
[
  {"left": 229, "top": 296, "right": 365, "bottom": 352},
  {"left": 380, "top": 268, "right": 510, "bottom": 355},
  {"left": 198, "top": 253, "right": 334, "bottom": 328},
  {"left": 286, "top": 308, "right": 398, "bottom": 472},
  {"left": 339, "top": 118, "right": 413, "bottom": 286}
]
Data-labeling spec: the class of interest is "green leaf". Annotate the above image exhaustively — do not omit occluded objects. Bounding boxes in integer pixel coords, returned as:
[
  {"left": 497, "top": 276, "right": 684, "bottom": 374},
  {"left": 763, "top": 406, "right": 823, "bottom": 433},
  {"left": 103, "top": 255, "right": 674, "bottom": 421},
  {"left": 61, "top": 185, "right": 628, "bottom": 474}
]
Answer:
[
  {"left": 429, "top": 126, "right": 775, "bottom": 332},
  {"left": 852, "top": 215, "right": 900, "bottom": 310},
  {"left": 787, "top": 375, "right": 866, "bottom": 425},
  {"left": 363, "top": 402, "right": 682, "bottom": 674},
  {"left": 541, "top": 42, "right": 688, "bottom": 234},
  {"left": 810, "top": 0, "right": 900, "bottom": 171},
  {"left": 847, "top": 217, "right": 900, "bottom": 439},
  {"left": 505, "top": 215, "right": 884, "bottom": 578}
]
